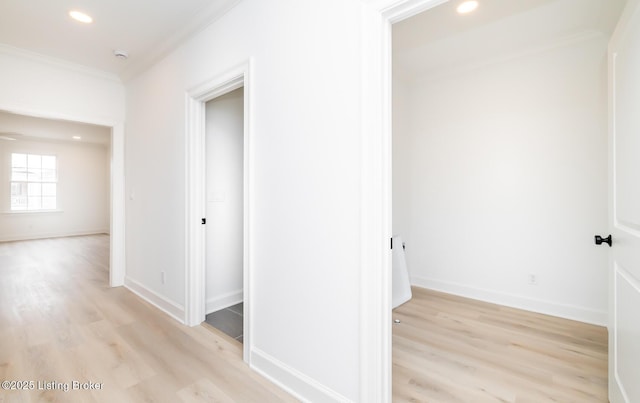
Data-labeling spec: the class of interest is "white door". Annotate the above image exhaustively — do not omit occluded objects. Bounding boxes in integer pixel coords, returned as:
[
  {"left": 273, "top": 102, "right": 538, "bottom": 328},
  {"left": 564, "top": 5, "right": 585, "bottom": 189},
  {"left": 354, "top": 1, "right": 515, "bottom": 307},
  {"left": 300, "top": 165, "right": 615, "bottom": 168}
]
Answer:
[{"left": 608, "top": 0, "right": 640, "bottom": 401}]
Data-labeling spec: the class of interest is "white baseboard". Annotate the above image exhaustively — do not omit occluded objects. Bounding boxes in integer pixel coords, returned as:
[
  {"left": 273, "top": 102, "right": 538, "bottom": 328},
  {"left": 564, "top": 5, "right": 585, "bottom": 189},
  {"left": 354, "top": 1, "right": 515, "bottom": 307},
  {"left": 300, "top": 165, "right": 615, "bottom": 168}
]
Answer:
[
  {"left": 251, "top": 348, "right": 352, "bottom": 403},
  {"left": 411, "top": 276, "right": 607, "bottom": 326},
  {"left": 0, "top": 229, "right": 110, "bottom": 243},
  {"left": 124, "top": 276, "right": 185, "bottom": 324},
  {"left": 206, "top": 289, "right": 243, "bottom": 314}
]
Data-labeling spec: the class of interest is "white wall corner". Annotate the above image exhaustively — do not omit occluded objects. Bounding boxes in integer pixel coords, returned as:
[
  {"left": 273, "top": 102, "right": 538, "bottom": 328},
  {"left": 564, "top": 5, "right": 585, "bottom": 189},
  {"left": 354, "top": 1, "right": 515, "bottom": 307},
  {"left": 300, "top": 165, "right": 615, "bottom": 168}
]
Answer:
[
  {"left": 124, "top": 276, "right": 185, "bottom": 324},
  {"left": 250, "top": 348, "right": 353, "bottom": 403}
]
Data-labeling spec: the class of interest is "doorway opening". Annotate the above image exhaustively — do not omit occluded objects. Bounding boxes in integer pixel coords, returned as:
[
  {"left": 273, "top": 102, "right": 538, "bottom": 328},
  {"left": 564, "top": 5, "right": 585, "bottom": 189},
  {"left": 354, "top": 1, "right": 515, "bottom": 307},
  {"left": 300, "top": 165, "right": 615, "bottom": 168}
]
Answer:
[
  {"left": 184, "top": 61, "right": 251, "bottom": 363},
  {"left": 203, "top": 87, "right": 245, "bottom": 343},
  {"left": 384, "top": 0, "right": 624, "bottom": 400},
  {"left": 0, "top": 109, "right": 124, "bottom": 286}
]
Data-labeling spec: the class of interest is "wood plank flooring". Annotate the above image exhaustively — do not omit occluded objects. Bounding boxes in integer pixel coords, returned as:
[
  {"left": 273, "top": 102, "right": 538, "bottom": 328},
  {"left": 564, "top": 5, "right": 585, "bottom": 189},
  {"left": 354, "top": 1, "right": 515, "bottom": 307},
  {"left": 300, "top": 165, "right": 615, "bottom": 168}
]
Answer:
[
  {"left": 1, "top": 235, "right": 608, "bottom": 402},
  {"left": 392, "top": 287, "right": 608, "bottom": 402},
  {"left": 0, "top": 235, "right": 295, "bottom": 403}
]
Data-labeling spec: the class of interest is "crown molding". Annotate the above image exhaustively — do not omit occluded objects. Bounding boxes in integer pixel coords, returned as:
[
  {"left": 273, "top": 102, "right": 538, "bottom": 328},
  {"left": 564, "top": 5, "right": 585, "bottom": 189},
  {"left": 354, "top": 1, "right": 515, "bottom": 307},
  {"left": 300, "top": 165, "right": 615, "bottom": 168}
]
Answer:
[
  {"left": 0, "top": 43, "right": 121, "bottom": 83},
  {"left": 405, "top": 29, "right": 606, "bottom": 85}
]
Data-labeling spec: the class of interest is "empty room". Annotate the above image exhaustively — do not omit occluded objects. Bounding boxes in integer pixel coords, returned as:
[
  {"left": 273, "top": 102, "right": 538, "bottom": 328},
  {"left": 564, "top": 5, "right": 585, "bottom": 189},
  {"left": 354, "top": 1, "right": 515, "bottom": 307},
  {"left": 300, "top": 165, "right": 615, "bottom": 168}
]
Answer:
[{"left": 390, "top": 0, "right": 638, "bottom": 401}]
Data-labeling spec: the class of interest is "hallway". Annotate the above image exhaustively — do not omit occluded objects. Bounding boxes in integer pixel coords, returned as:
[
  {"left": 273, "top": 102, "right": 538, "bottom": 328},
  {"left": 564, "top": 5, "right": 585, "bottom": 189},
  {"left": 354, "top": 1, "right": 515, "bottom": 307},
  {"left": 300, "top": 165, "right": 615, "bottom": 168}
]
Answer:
[{"left": 0, "top": 235, "right": 294, "bottom": 402}]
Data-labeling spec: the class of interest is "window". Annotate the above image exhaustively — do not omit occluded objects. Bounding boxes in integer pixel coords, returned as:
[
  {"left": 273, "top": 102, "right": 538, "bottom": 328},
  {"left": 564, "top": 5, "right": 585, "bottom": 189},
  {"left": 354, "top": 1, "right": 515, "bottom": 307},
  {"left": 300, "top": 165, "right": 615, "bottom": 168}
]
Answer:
[{"left": 10, "top": 153, "right": 57, "bottom": 211}]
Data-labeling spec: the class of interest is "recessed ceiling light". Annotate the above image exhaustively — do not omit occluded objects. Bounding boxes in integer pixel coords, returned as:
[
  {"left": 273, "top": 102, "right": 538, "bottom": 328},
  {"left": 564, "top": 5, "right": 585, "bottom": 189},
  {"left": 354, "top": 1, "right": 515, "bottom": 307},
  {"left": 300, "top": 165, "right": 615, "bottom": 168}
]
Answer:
[
  {"left": 72, "top": 136, "right": 82, "bottom": 140},
  {"left": 457, "top": 1, "right": 479, "bottom": 14},
  {"left": 69, "top": 10, "right": 93, "bottom": 24}
]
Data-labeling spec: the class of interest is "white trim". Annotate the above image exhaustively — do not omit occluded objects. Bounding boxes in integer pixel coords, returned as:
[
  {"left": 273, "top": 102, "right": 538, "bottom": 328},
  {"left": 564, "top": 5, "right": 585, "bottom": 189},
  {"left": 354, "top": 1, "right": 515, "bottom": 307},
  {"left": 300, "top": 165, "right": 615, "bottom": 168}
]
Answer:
[
  {"left": 359, "top": 6, "right": 390, "bottom": 402},
  {"left": 0, "top": 230, "right": 109, "bottom": 243},
  {"left": 184, "top": 60, "right": 252, "bottom": 365},
  {"left": 0, "top": 104, "right": 119, "bottom": 129},
  {"left": 109, "top": 123, "right": 126, "bottom": 287},
  {"left": 412, "top": 277, "right": 608, "bottom": 326},
  {"left": 360, "top": 1, "right": 446, "bottom": 401},
  {"left": 2, "top": 209, "right": 64, "bottom": 215},
  {"left": 614, "top": 263, "right": 640, "bottom": 403},
  {"left": 616, "top": 219, "right": 640, "bottom": 237},
  {"left": 379, "top": 0, "right": 449, "bottom": 23},
  {"left": 251, "top": 348, "right": 352, "bottom": 403},
  {"left": 0, "top": 44, "right": 121, "bottom": 83},
  {"left": 409, "top": 30, "right": 605, "bottom": 85},
  {"left": 184, "top": 93, "right": 206, "bottom": 327},
  {"left": 206, "top": 289, "right": 243, "bottom": 314},
  {"left": 615, "top": 263, "right": 640, "bottom": 300},
  {"left": 124, "top": 276, "right": 185, "bottom": 323}
]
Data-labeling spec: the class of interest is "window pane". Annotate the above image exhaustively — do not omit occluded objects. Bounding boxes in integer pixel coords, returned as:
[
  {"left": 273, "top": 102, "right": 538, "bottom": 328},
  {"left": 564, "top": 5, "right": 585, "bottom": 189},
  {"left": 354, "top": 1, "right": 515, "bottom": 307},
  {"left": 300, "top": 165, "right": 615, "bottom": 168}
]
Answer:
[
  {"left": 12, "top": 153, "right": 28, "bottom": 181},
  {"left": 11, "top": 199, "right": 26, "bottom": 210},
  {"left": 11, "top": 182, "right": 26, "bottom": 197},
  {"left": 42, "top": 197, "right": 56, "bottom": 210},
  {"left": 28, "top": 183, "right": 42, "bottom": 196},
  {"left": 42, "top": 183, "right": 56, "bottom": 196},
  {"left": 11, "top": 153, "right": 26, "bottom": 169},
  {"left": 27, "top": 197, "right": 41, "bottom": 210},
  {"left": 41, "top": 169, "right": 56, "bottom": 182},
  {"left": 28, "top": 154, "right": 41, "bottom": 169},
  {"left": 10, "top": 182, "right": 27, "bottom": 210},
  {"left": 27, "top": 168, "right": 42, "bottom": 182},
  {"left": 42, "top": 155, "right": 56, "bottom": 170},
  {"left": 11, "top": 169, "right": 27, "bottom": 181}
]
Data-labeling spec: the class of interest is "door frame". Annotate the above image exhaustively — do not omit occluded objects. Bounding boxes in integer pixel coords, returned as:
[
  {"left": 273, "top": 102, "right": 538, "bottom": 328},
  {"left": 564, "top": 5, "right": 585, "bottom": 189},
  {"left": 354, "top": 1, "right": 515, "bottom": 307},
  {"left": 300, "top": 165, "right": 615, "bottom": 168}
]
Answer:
[
  {"left": 184, "top": 60, "right": 252, "bottom": 363},
  {"left": 359, "top": 0, "right": 448, "bottom": 400}
]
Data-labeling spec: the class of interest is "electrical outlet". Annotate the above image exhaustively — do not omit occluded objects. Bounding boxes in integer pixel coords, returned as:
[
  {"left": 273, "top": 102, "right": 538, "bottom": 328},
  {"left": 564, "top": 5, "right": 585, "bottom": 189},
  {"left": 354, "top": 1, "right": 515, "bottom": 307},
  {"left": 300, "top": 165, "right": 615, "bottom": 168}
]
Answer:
[
  {"left": 161, "top": 271, "right": 166, "bottom": 284},
  {"left": 527, "top": 273, "right": 537, "bottom": 285}
]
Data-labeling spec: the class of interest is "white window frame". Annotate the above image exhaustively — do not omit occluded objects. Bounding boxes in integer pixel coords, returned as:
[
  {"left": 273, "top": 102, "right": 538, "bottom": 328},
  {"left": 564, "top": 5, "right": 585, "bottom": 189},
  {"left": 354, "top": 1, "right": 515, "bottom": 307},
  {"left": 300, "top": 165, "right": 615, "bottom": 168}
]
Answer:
[{"left": 10, "top": 152, "right": 58, "bottom": 212}]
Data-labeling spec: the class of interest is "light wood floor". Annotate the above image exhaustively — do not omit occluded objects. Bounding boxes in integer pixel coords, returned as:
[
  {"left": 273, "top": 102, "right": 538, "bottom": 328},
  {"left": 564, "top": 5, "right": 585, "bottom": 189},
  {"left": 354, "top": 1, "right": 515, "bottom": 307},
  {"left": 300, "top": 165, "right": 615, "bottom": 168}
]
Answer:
[
  {"left": 392, "top": 287, "right": 608, "bottom": 402},
  {"left": 0, "top": 235, "right": 296, "bottom": 403},
  {"left": 1, "top": 236, "right": 608, "bottom": 402}
]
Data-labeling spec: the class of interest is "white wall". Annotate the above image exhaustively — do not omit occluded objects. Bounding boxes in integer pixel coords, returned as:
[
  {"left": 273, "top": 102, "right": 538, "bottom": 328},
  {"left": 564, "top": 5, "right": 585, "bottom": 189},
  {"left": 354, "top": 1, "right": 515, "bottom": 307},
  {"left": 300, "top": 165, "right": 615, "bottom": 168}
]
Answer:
[
  {"left": 392, "top": 76, "right": 411, "bottom": 241},
  {"left": 205, "top": 88, "right": 244, "bottom": 313},
  {"left": 0, "top": 139, "right": 110, "bottom": 241},
  {"left": 393, "top": 35, "right": 610, "bottom": 324},
  {"left": 124, "top": 0, "right": 362, "bottom": 400},
  {"left": 0, "top": 45, "right": 124, "bottom": 124}
]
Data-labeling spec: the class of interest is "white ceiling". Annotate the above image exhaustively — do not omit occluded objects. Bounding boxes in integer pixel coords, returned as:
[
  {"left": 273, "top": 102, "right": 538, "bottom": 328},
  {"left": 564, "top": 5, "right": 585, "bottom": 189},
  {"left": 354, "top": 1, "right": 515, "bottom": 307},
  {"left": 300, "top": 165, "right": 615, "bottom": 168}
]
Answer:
[
  {"left": 0, "top": 0, "right": 626, "bottom": 83},
  {"left": 0, "top": 110, "right": 110, "bottom": 145},
  {"left": 393, "top": 0, "right": 627, "bottom": 81},
  {"left": 0, "top": 0, "right": 240, "bottom": 80}
]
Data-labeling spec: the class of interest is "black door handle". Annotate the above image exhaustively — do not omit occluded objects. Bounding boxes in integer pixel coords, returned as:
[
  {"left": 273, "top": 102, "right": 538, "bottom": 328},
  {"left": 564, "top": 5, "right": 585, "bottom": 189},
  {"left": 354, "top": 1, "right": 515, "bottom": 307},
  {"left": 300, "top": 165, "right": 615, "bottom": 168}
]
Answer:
[{"left": 595, "top": 234, "right": 612, "bottom": 247}]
